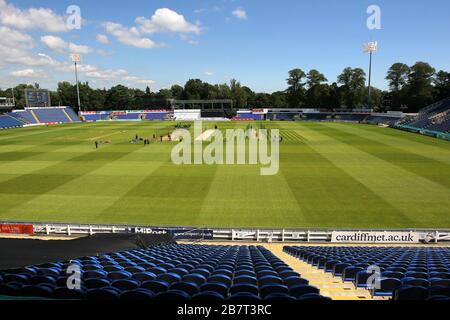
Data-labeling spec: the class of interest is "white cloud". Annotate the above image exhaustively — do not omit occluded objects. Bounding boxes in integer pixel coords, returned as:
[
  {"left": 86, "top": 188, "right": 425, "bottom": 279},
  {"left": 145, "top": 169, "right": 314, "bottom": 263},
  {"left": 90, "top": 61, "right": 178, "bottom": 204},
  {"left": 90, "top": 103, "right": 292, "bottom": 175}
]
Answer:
[
  {"left": 232, "top": 8, "right": 247, "bottom": 20},
  {"left": 10, "top": 68, "right": 47, "bottom": 78},
  {"left": 41, "top": 35, "right": 92, "bottom": 54},
  {"left": 0, "top": 27, "right": 58, "bottom": 68},
  {"left": 102, "top": 8, "right": 201, "bottom": 49},
  {"left": 102, "top": 22, "right": 157, "bottom": 49},
  {"left": 0, "top": 26, "right": 34, "bottom": 49},
  {"left": 0, "top": 0, "right": 68, "bottom": 32},
  {"left": 68, "top": 43, "right": 91, "bottom": 54},
  {"left": 136, "top": 8, "right": 201, "bottom": 34},
  {"left": 96, "top": 34, "right": 109, "bottom": 44},
  {"left": 204, "top": 71, "right": 213, "bottom": 76},
  {"left": 40, "top": 35, "right": 66, "bottom": 52}
]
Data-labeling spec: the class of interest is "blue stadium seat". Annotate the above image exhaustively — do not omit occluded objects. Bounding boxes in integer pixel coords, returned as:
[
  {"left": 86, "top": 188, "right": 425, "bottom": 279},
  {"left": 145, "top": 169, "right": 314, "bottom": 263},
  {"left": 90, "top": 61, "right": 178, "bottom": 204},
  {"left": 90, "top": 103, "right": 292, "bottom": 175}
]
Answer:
[
  {"left": 20, "top": 285, "right": 54, "bottom": 298},
  {"left": 120, "top": 288, "right": 155, "bottom": 300},
  {"left": 155, "top": 289, "right": 190, "bottom": 301},
  {"left": 192, "top": 291, "right": 225, "bottom": 302},
  {"left": 283, "top": 276, "right": 309, "bottom": 288},
  {"left": 289, "top": 285, "right": 320, "bottom": 298},
  {"left": 228, "top": 293, "right": 261, "bottom": 302},
  {"left": 207, "top": 274, "right": 232, "bottom": 287},
  {"left": 230, "top": 284, "right": 259, "bottom": 296},
  {"left": 29, "top": 275, "right": 56, "bottom": 286},
  {"left": 428, "top": 286, "right": 450, "bottom": 298},
  {"left": 233, "top": 275, "right": 258, "bottom": 286},
  {"left": 260, "top": 284, "right": 289, "bottom": 298},
  {"left": 393, "top": 285, "right": 429, "bottom": 300},
  {"left": 140, "top": 280, "right": 170, "bottom": 294},
  {"left": 111, "top": 279, "right": 140, "bottom": 291},
  {"left": 84, "top": 278, "right": 111, "bottom": 289},
  {"left": 372, "top": 278, "right": 402, "bottom": 297},
  {"left": 87, "top": 287, "right": 120, "bottom": 300},
  {"left": 170, "top": 281, "right": 199, "bottom": 296}
]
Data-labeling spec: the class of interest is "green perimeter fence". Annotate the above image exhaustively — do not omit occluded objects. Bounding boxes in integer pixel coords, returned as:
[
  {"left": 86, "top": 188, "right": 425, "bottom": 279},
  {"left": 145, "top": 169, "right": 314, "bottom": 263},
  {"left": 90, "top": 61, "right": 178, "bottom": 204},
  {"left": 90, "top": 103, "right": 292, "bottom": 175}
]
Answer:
[{"left": 394, "top": 124, "right": 450, "bottom": 141}]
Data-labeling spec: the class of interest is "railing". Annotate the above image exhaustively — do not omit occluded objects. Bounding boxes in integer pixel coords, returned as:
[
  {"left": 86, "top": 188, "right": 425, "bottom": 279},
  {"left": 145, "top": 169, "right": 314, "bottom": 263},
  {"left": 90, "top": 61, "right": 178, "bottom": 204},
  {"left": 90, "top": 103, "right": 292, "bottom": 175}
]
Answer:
[{"left": 5, "top": 222, "right": 446, "bottom": 243}]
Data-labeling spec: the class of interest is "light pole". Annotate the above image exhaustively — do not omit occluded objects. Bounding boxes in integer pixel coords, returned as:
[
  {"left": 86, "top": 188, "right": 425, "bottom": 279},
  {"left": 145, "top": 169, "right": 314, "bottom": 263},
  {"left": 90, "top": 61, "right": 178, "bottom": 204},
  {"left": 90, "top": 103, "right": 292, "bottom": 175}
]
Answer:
[
  {"left": 363, "top": 41, "right": 378, "bottom": 110},
  {"left": 11, "top": 87, "right": 15, "bottom": 106},
  {"left": 70, "top": 53, "right": 82, "bottom": 112}
]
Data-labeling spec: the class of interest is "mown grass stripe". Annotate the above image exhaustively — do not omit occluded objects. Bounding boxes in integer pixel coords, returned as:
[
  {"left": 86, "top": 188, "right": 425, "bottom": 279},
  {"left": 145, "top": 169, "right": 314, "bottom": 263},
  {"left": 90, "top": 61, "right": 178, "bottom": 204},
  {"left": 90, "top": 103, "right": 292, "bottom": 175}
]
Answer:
[
  {"left": 320, "top": 123, "right": 450, "bottom": 189},
  {"left": 300, "top": 123, "right": 449, "bottom": 228},
  {"left": 337, "top": 124, "right": 450, "bottom": 164}
]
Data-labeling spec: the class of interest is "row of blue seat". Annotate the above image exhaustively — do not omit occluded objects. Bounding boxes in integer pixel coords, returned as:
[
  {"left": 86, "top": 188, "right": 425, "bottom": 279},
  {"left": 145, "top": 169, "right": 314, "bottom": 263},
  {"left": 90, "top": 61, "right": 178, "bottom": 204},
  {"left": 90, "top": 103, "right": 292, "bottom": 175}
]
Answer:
[
  {"left": 0, "top": 245, "right": 328, "bottom": 301},
  {"left": 0, "top": 115, "right": 23, "bottom": 129},
  {"left": 284, "top": 246, "right": 450, "bottom": 300},
  {"left": 4, "top": 108, "right": 80, "bottom": 126}
]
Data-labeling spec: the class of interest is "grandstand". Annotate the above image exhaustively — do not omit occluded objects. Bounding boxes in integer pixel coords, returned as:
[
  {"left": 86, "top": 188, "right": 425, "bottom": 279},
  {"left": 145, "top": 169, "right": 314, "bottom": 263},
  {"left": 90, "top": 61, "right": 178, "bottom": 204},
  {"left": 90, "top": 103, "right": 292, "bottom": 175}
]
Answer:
[
  {"left": 396, "top": 98, "right": 450, "bottom": 135},
  {"left": 0, "top": 114, "right": 23, "bottom": 129},
  {"left": 1, "top": 107, "right": 80, "bottom": 128},
  {"left": 0, "top": 242, "right": 330, "bottom": 301},
  {"left": 284, "top": 246, "right": 450, "bottom": 301},
  {"left": 80, "top": 110, "right": 173, "bottom": 122}
]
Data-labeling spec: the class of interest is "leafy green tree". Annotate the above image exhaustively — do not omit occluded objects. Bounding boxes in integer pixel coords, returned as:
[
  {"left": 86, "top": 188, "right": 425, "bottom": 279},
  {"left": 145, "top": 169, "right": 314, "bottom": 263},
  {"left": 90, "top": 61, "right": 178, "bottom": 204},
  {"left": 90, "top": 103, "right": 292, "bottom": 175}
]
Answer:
[
  {"left": 286, "top": 68, "right": 306, "bottom": 107},
  {"left": 434, "top": 70, "right": 450, "bottom": 100},
  {"left": 406, "top": 61, "right": 436, "bottom": 112},
  {"left": 229, "top": 79, "right": 248, "bottom": 109},
  {"left": 305, "top": 69, "right": 328, "bottom": 107},
  {"left": 270, "top": 91, "right": 287, "bottom": 108},
  {"left": 183, "top": 79, "right": 204, "bottom": 100},
  {"left": 170, "top": 85, "right": 184, "bottom": 100},
  {"left": 386, "top": 63, "right": 410, "bottom": 110},
  {"left": 386, "top": 63, "right": 410, "bottom": 91},
  {"left": 306, "top": 69, "right": 327, "bottom": 88},
  {"left": 337, "top": 67, "right": 366, "bottom": 108},
  {"left": 107, "top": 85, "right": 133, "bottom": 109}
]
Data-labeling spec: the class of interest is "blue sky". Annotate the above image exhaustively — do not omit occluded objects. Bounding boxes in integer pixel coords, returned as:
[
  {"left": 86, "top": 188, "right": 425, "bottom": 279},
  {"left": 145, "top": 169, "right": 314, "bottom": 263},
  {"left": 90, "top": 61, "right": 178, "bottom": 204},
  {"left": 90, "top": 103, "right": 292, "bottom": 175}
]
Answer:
[{"left": 1, "top": 0, "right": 449, "bottom": 92}]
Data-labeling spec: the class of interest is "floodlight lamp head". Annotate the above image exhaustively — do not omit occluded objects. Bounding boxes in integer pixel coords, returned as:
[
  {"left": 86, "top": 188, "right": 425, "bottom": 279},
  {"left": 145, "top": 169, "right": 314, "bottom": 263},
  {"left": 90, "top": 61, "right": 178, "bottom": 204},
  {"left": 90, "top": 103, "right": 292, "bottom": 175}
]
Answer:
[
  {"left": 70, "top": 53, "right": 82, "bottom": 63},
  {"left": 363, "top": 41, "right": 378, "bottom": 53}
]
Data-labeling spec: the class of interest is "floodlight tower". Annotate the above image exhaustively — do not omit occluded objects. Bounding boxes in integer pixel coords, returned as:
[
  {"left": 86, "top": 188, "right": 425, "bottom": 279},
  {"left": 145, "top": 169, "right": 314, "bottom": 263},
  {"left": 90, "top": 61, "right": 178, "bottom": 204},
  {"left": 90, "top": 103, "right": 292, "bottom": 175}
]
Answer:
[
  {"left": 70, "top": 53, "right": 82, "bottom": 112},
  {"left": 11, "top": 87, "right": 15, "bottom": 106},
  {"left": 363, "top": 41, "right": 378, "bottom": 110}
]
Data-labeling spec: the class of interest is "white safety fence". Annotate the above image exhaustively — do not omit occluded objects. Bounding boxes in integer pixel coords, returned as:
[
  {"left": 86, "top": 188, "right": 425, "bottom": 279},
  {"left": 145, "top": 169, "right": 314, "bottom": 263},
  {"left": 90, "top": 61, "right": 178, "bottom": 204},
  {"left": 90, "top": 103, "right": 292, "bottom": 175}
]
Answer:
[{"left": 21, "top": 222, "right": 450, "bottom": 244}]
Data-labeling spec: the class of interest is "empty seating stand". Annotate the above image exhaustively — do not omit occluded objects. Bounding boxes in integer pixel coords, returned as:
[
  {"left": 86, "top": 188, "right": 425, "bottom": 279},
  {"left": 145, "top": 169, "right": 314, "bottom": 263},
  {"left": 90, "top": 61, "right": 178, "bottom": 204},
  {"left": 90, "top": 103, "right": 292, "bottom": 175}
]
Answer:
[
  {"left": 399, "top": 98, "right": 450, "bottom": 133},
  {"left": 284, "top": 246, "right": 450, "bottom": 300},
  {"left": 32, "top": 108, "right": 78, "bottom": 124},
  {"left": 0, "top": 115, "right": 23, "bottom": 129},
  {"left": 0, "top": 244, "right": 327, "bottom": 301},
  {"left": 4, "top": 108, "right": 79, "bottom": 128}
]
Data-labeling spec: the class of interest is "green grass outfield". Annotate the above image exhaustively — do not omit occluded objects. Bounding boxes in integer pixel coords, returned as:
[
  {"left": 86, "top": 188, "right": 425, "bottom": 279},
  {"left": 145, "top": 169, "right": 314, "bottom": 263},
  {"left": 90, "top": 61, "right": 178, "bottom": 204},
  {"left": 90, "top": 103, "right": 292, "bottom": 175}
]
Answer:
[{"left": 0, "top": 121, "right": 449, "bottom": 229}]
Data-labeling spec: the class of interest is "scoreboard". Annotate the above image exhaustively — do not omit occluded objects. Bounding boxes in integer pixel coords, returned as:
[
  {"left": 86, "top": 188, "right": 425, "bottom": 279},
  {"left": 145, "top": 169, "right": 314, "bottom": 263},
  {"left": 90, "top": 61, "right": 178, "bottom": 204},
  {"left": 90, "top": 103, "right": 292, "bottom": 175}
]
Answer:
[{"left": 25, "top": 89, "right": 51, "bottom": 108}]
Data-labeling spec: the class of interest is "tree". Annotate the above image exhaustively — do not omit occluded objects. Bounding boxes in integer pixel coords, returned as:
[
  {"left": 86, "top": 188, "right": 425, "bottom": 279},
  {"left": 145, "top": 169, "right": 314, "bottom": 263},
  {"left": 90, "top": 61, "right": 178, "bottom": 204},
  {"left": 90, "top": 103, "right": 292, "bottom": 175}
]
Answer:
[
  {"left": 230, "top": 79, "right": 248, "bottom": 109},
  {"left": 305, "top": 69, "right": 328, "bottom": 107},
  {"left": 434, "top": 70, "right": 450, "bottom": 100},
  {"left": 386, "top": 63, "right": 410, "bottom": 110},
  {"left": 57, "top": 82, "right": 77, "bottom": 109},
  {"left": 406, "top": 61, "right": 436, "bottom": 112},
  {"left": 286, "top": 68, "right": 306, "bottom": 107},
  {"left": 183, "top": 79, "right": 204, "bottom": 100},
  {"left": 270, "top": 91, "right": 287, "bottom": 108},
  {"left": 170, "top": 85, "right": 184, "bottom": 100},
  {"left": 386, "top": 63, "right": 410, "bottom": 91},
  {"left": 337, "top": 67, "right": 366, "bottom": 108},
  {"left": 107, "top": 85, "right": 133, "bottom": 109},
  {"left": 306, "top": 69, "right": 327, "bottom": 88}
]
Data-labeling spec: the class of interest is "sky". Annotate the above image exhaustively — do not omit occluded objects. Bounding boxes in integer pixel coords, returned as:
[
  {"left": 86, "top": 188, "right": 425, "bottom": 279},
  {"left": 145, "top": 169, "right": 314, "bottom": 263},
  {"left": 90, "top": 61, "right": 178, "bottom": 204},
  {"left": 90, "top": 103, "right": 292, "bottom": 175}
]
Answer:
[{"left": 0, "top": 0, "right": 449, "bottom": 93}]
